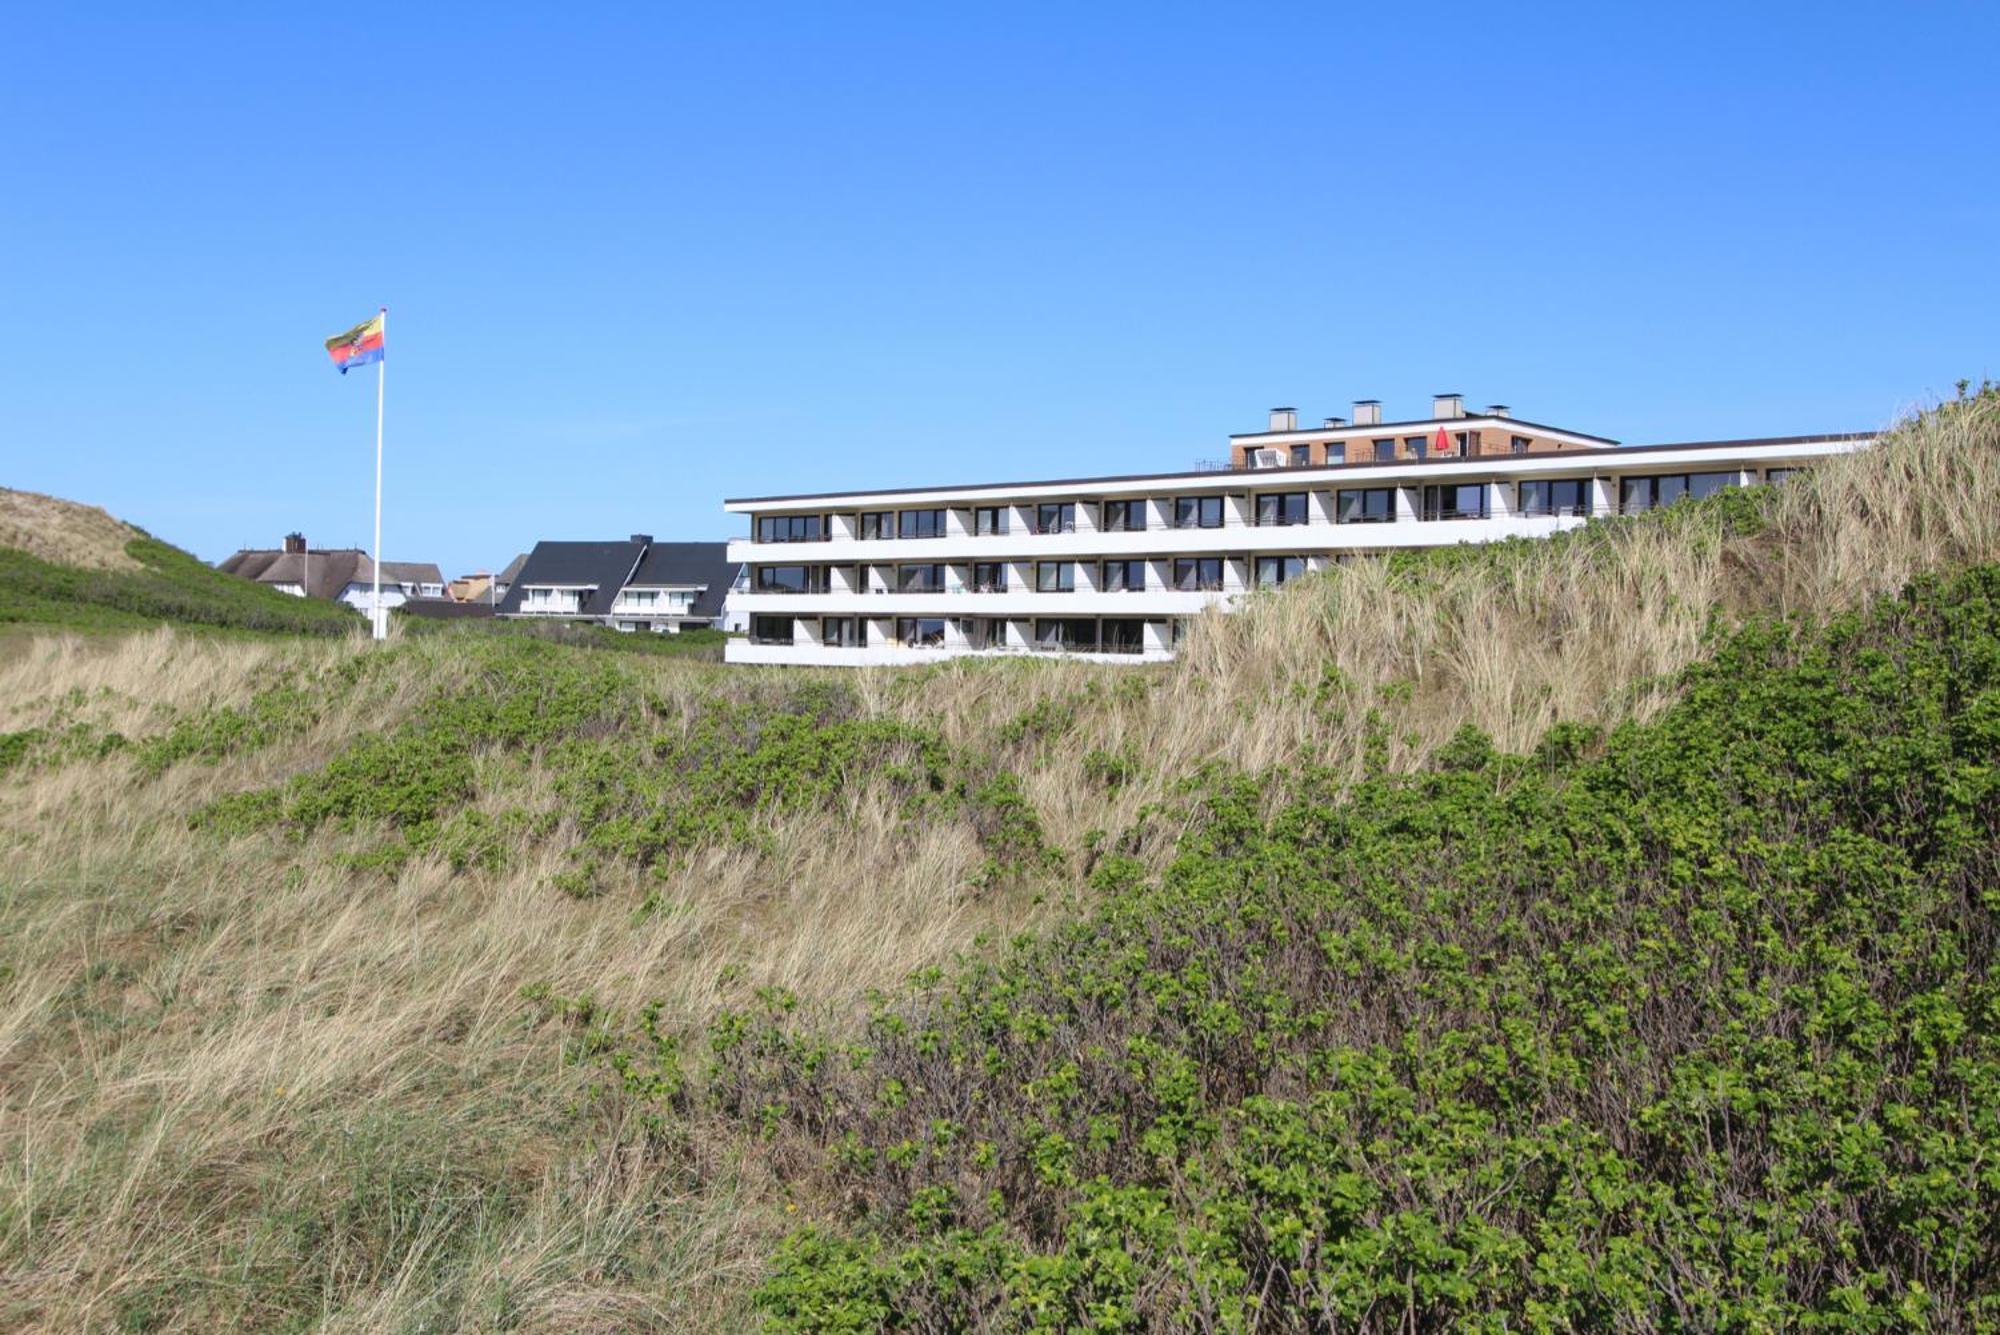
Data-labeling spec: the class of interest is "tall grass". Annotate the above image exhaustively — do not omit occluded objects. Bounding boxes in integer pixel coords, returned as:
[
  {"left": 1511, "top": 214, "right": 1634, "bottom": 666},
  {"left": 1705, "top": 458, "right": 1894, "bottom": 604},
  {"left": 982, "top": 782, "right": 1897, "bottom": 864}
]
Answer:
[{"left": 0, "top": 391, "right": 1995, "bottom": 1329}]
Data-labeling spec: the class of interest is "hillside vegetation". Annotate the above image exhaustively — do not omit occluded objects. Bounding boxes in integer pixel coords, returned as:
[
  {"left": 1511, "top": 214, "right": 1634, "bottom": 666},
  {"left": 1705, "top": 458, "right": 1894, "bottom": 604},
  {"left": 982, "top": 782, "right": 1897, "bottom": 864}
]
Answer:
[{"left": 0, "top": 390, "right": 1996, "bottom": 1330}]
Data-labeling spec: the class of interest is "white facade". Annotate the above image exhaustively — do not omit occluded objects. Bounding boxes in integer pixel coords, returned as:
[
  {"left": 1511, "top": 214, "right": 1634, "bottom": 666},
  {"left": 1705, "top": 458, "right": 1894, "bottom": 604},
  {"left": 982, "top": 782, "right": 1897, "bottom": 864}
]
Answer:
[
  {"left": 723, "top": 433, "right": 1869, "bottom": 668},
  {"left": 610, "top": 584, "right": 703, "bottom": 633}
]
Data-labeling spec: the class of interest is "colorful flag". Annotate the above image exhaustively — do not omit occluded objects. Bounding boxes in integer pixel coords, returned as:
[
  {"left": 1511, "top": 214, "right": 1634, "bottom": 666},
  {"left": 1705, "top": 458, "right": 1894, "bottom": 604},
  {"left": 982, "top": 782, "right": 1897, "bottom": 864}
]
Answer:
[{"left": 325, "top": 313, "right": 385, "bottom": 374}]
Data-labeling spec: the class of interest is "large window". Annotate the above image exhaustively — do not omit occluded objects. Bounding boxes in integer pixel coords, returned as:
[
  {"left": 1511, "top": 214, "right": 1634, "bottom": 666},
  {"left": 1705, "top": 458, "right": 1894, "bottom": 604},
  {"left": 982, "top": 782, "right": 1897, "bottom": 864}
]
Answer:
[
  {"left": 1421, "top": 483, "right": 1489, "bottom": 521},
  {"left": 1255, "top": 555, "right": 1307, "bottom": 588},
  {"left": 897, "top": 563, "right": 945, "bottom": 592},
  {"left": 1511, "top": 435, "right": 1532, "bottom": 455},
  {"left": 1102, "top": 498, "right": 1148, "bottom": 532},
  {"left": 1620, "top": 471, "right": 1740, "bottom": 514},
  {"left": 821, "top": 616, "right": 863, "bottom": 647},
  {"left": 859, "top": 511, "right": 891, "bottom": 540},
  {"left": 1036, "top": 561, "right": 1076, "bottom": 593},
  {"left": 1406, "top": 435, "right": 1429, "bottom": 460},
  {"left": 1173, "top": 557, "right": 1224, "bottom": 591},
  {"left": 1337, "top": 487, "right": 1396, "bottom": 524},
  {"left": 972, "top": 561, "right": 1008, "bottom": 592},
  {"left": 749, "top": 614, "right": 794, "bottom": 645},
  {"left": 1765, "top": 467, "right": 1802, "bottom": 485},
  {"left": 756, "top": 514, "right": 825, "bottom": 543},
  {"left": 1035, "top": 618, "right": 1098, "bottom": 651},
  {"left": 1101, "top": 559, "right": 1146, "bottom": 592},
  {"left": 899, "top": 508, "right": 946, "bottom": 539},
  {"left": 1174, "top": 496, "right": 1225, "bottom": 529},
  {"left": 1289, "top": 444, "right": 1312, "bottom": 467},
  {"left": 754, "top": 565, "right": 828, "bottom": 594},
  {"left": 896, "top": 617, "right": 947, "bottom": 647},
  {"left": 1255, "top": 491, "right": 1310, "bottom": 527},
  {"left": 1373, "top": 439, "right": 1396, "bottom": 462},
  {"left": 974, "top": 505, "right": 1009, "bottom": 535},
  {"left": 1034, "top": 502, "right": 1076, "bottom": 535},
  {"left": 1100, "top": 619, "right": 1146, "bottom": 654},
  {"left": 1518, "top": 478, "right": 1591, "bottom": 518}
]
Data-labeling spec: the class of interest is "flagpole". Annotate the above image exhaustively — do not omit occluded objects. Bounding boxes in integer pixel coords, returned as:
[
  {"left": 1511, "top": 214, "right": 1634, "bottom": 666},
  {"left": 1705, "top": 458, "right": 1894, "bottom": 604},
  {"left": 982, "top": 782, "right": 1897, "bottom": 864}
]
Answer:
[{"left": 371, "top": 307, "right": 386, "bottom": 640}]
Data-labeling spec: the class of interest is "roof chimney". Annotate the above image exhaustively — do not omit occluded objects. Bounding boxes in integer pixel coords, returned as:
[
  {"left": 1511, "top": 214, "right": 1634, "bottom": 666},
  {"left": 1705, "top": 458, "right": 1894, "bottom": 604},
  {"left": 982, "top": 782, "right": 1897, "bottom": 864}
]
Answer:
[
  {"left": 1322, "top": 416, "right": 1346, "bottom": 428},
  {"left": 1432, "top": 393, "right": 1465, "bottom": 419},
  {"left": 630, "top": 533, "right": 653, "bottom": 545},
  {"left": 283, "top": 532, "right": 306, "bottom": 555},
  {"left": 1268, "top": 406, "right": 1297, "bottom": 433},
  {"left": 1352, "top": 399, "right": 1381, "bottom": 427},
  {"left": 1486, "top": 403, "right": 1511, "bottom": 418}
]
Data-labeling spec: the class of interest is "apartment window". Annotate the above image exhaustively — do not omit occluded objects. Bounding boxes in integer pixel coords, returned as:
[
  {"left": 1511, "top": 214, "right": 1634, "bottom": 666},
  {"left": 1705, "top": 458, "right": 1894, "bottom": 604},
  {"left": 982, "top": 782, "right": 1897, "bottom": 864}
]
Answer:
[
  {"left": 749, "top": 614, "right": 794, "bottom": 646},
  {"left": 1035, "top": 618, "right": 1098, "bottom": 651},
  {"left": 1290, "top": 444, "right": 1312, "bottom": 467},
  {"left": 1035, "top": 502, "right": 1076, "bottom": 535},
  {"left": 898, "top": 508, "right": 946, "bottom": 539},
  {"left": 1420, "top": 483, "right": 1489, "bottom": 521},
  {"left": 1036, "top": 560, "right": 1076, "bottom": 593},
  {"left": 1174, "top": 496, "right": 1225, "bottom": 529},
  {"left": 1100, "top": 619, "right": 1146, "bottom": 654},
  {"left": 1173, "top": 557, "right": 1224, "bottom": 591},
  {"left": 1255, "top": 491, "right": 1310, "bottom": 527},
  {"left": 1511, "top": 435, "right": 1532, "bottom": 456},
  {"left": 1373, "top": 439, "right": 1396, "bottom": 462},
  {"left": 1620, "top": 471, "right": 1740, "bottom": 514},
  {"left": 1406, "top": 435, "right": 1429, "bottom": 460},
  {"left": 1101, "top": 498, "right": 1148, "bottom": 532},
  {"left": 1101, "top": 559, "right": 1146, "bottom": 592},
  {"left": 897, "top": 563, "right": 945, "bottom": 593},
  {"left": 1336, "top": 487, "right": 1396, "bottom": 524},
  {"left": 972, "top": 561, "right": 1008, "bottom": 592},
  {"left": 1255, "top": 555, "right": 1307, "bottom": 588},
  {"left": 756, "top": 514, "right": 826, "bottom": 543},
  {"left": 822, "top": 616, "right": 863, "bottom": 648},
  {"left": 754, "top": 565, "right": 828, "bottom": 594},
  {"left": 896, "top": 617, "right": 947, "bottom": 648},
  {"left": 1766, "top": 467, "right": 1802, "bottom": 484},
  {"left": 624, "top": 590, "right": 658, "bottom": 606},
  {"left": 974, "top": 505, "right": 1009, "bottom": 536},
  {"left": 1518, "top": 478, "right": 1591, "bottom": 518},
  {"left": 859, "top": 511, "right": 891, "bottom": 540}
]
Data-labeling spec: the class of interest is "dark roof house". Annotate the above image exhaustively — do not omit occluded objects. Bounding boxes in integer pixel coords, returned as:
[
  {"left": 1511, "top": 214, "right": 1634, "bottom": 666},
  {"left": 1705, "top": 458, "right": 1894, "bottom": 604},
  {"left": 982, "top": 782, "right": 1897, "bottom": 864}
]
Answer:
[{"left": 495, "top": 535, "right": 735, "bottom": 631}]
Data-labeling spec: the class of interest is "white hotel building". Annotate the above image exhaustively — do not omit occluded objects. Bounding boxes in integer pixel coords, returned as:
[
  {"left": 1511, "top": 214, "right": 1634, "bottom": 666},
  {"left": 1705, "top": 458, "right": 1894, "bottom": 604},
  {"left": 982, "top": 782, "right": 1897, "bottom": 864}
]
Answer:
[{"left": 723, "top": 395, "right": 1871, "bottom": 668}]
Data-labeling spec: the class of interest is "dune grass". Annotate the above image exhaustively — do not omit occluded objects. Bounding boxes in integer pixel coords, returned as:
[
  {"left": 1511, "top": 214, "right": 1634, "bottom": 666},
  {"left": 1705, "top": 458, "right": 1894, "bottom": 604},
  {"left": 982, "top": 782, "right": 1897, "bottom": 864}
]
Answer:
[{"left": 0, "top": 389, "right": 1996, "bottom": 1329}]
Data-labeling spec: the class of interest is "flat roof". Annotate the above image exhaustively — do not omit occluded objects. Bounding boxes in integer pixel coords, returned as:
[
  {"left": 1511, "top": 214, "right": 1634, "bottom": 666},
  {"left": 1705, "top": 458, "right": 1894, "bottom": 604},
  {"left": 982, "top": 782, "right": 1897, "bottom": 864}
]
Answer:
[
  {"left": 723, "top": 433, "right": 1874, "bottom": 507},
  {"left": 1227, "top": 413, "right": 1620, "bottom": 445}
]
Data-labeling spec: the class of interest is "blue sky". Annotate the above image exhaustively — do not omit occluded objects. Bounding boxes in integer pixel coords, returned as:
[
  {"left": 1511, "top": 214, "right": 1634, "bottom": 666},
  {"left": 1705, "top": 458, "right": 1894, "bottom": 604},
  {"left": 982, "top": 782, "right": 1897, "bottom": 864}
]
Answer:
[{"left": 2, "top": 3, "right": 1994, "bottom": 578}]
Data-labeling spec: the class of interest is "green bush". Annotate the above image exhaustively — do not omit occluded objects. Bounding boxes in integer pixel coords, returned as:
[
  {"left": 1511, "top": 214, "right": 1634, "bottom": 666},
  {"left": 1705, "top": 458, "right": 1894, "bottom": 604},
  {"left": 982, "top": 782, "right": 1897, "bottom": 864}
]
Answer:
[
  {"left": 704, "top": 565, "right": 2000, "bottom": 1330},
  {"left": 0, "top": 539, "right": 360, "bottom": 635}
]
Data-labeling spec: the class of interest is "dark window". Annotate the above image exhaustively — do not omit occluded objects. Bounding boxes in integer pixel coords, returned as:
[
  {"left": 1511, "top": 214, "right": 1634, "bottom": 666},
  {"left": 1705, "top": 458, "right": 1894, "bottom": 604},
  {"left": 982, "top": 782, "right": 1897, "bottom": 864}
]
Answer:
[
  {"left": 821, "top": 616, "right": 862, "bottom": 647},
  {"left": 898, "top": 508, "right": 946, "bottom": 539},
  {"left": 1765, "top": 467, "right": 1802, "bottom": 484},
  {"left": 896, "top": 617, "right": 946, "bottom": 647},
  {"left": 1034, "top": 502, "right": 1076, "bottom": 535},
  {"left": 1255, "top": 555, "right": 1307, "bottom": 587},
  {"left": 897, "top": 563, "right": 944, "bottom": 592},
  {"left": 1289, "top": 444, "right": 1312, "bottom": 467},
  {"left": 1101, "top": 559, "right": 1146, "bottom": 592},
  {"left": 859, "top": 511, "right": 891, "bottom": 540},
  {"left": 1373, "top": 439, "right": 1395, "bottom": 462},
  {"left": 1518, "top": 478, "right": 1590, "bottom": 518},
  {"left": 1620, "top": 470, "right": 1740, "bottom": 514},
  {"left": 1511, "top": 435, "right": 1531, "bottom": 456},
  {"left": 1336, "top": 487, "right": 1396, "bottom": 523},
  {"left": 1255, "top": 492, "right": 1310, "bottom": 526},
  {"left": 1100, "top": 619, "right": 1146, "bottom": 653},
  {"left": 1101, "top": 498, "right": 1148, "bottom": 532},
  {"left": 756, "top": 514, "right": 825, "bottom": 543},
  {"left": 1406, "top": 435, "right": 1429, "bottom": 460},
  {"left": 972, "top": 561, "right": 1008, "bottom": 592},
  {"left": 749, "top": 614, "right": 794, "bottom": 645},
  {"left": 1174, "top": 496, "right": 1225, "bottom": 529},
  {"left": 754, "top": 565, "right": 829, "bottom": 594},
  {"left": 975, "top": 505, "right": 1009, "bottom": 535},
  {"left": 1421, "top": 483, "right": 1489, "bottom": 521},
  {"left": 1034, "top": 618, "right": 1098, "bottom": 651},
  {"left": 1036, "top": 561, "right": 1075, "bottom": 593},
  {"left": 1173, "top": 557, "right": 1224, "bottom": 591}
]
